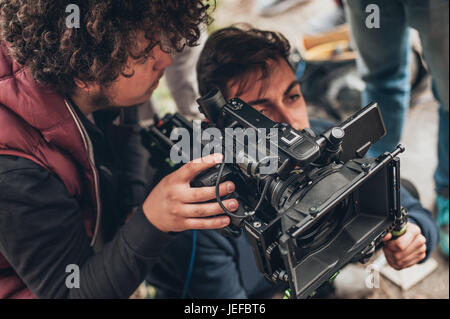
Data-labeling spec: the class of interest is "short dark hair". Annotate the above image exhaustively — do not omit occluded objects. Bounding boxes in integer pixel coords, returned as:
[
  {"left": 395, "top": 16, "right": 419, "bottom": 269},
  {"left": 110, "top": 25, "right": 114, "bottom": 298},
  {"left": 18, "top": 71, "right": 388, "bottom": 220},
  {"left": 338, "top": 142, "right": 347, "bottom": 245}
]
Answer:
[
  {"left": 196, "top": 25, "right": 291, "bottom": 99},
  {"left": 0, "top": 0, "right": 214, "bottom": 95}
]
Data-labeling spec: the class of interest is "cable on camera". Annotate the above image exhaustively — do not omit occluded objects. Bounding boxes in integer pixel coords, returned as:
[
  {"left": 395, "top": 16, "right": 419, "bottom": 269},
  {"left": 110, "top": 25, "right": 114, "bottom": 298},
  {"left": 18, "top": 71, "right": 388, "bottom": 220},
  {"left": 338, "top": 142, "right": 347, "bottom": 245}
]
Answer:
[{"left": 215, "top": 157, "right": 274, "bottom": 218}]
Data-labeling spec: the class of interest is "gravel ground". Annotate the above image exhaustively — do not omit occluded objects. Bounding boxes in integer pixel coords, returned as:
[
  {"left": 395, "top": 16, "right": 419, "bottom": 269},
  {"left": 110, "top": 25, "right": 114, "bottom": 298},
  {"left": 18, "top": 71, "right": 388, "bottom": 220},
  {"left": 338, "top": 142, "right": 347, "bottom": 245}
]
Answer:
[{"left": 211, "top": 0, "right": 449, "bottom": 299}]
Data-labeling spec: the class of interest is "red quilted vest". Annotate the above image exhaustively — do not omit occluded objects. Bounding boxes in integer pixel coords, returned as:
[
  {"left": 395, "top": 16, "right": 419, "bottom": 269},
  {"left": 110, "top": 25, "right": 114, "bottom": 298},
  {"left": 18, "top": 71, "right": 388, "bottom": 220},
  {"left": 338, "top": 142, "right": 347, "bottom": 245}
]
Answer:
[{"left": 0, "top": 42, "right": 101, "bottom": 298}]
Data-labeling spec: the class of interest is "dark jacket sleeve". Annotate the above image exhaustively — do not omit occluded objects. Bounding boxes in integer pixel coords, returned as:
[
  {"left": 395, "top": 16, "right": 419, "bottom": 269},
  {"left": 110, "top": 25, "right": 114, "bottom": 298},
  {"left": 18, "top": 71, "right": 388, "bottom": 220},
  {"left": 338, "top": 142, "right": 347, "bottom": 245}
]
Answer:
[
  {"left": 0, "top": 155, "right": 176, "bottom": 299},
  {"left": 400, "top": 187, "right": 439, "bottom": 262},
  {"left": 115, "top": 107, "right": 151, "bottom": 212}
]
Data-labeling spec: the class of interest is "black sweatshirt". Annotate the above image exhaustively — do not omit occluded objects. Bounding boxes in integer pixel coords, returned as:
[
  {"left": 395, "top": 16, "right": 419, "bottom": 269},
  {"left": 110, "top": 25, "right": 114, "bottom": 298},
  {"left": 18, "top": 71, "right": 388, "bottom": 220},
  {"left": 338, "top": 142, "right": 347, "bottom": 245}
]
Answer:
[{"left": 0, "top": 106, "right": 176, "bottom": 299}]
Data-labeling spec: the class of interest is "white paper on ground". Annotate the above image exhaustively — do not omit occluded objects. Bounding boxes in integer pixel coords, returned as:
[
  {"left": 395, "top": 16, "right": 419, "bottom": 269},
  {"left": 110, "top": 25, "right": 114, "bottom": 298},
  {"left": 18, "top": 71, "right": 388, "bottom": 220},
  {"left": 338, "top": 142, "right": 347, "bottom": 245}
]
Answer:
[{"left": 379, "top": 257, "right": 439, "bottom": 291}]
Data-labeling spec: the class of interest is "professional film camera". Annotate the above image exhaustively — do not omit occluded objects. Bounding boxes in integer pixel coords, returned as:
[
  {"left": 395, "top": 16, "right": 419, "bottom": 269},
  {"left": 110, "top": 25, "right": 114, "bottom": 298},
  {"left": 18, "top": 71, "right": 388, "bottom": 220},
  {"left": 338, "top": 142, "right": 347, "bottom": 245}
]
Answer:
[{"left": 141, "top": 89, "right": 408, "bottom": 299}]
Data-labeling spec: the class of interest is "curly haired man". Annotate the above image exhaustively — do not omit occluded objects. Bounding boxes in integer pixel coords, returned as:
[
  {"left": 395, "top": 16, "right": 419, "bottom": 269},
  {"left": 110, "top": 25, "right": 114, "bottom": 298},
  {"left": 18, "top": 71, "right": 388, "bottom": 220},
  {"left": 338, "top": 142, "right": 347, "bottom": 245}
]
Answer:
[{"left": 0, "top": 0, "right": 239, "bottom": 298}]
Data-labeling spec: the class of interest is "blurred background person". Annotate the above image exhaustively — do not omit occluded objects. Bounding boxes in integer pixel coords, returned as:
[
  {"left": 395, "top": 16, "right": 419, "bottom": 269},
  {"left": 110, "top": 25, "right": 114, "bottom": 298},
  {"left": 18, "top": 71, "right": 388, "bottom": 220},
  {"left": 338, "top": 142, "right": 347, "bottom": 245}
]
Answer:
[
  {"left": 254, "top": 0, "right": 310, "bottom": 17},
  {"left": 344, "top": 0, "right": 449, "bottom": 258}
]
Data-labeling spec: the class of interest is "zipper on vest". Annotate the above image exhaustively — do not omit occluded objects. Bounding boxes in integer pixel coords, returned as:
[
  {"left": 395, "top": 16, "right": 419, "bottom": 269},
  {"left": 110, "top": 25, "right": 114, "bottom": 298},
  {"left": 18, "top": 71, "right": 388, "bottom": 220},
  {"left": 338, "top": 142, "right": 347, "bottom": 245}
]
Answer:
[{"left": 64, "top": 99, "right": 102, "bottom": 248}]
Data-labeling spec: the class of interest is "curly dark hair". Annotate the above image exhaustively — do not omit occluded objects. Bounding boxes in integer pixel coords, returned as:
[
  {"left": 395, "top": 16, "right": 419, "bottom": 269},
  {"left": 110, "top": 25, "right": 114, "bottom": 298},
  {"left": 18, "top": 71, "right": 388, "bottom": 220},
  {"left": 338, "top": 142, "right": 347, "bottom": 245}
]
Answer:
[
  {"left": 196, "top": 25, "right": 291, "bottom": 99},
  {"left": 0, "top": 0, "right": 215, "bottom": 94}
]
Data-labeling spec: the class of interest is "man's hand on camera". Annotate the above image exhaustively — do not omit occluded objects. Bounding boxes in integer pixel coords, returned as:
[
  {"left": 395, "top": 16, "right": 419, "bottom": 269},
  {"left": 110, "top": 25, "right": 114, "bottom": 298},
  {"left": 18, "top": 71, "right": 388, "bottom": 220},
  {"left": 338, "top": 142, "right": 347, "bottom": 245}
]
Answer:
[
  {"left": 142, "top": 153, "right": 238, "bottom": 233},
  {"left": 382, "top": 222, "right": 427, "bottom": 270}
]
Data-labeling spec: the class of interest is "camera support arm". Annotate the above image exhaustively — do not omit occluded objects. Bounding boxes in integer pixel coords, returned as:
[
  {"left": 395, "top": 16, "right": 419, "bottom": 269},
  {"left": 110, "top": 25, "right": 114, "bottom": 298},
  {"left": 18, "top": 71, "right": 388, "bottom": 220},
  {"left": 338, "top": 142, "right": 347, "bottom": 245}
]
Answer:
[{"left": 386, "top": 146, "right": 409, "bottom": 239}]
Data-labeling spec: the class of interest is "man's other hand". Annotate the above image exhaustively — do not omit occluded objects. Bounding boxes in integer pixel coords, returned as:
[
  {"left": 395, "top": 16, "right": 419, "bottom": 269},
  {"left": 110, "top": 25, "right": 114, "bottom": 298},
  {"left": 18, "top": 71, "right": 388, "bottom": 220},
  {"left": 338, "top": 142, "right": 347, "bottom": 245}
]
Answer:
[{"left": 383, "top": 222, "right": 427, "bottom": 270}]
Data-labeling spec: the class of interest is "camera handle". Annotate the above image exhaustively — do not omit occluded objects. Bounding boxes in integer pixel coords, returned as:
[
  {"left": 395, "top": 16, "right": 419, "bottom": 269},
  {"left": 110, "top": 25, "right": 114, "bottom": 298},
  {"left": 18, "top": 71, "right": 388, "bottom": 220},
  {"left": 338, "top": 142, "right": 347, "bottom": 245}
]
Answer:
[
  {"left": 392, "top": 207, "right": 408, "bottom": 240},
  {"left": 391, "top": 153, "right": 409, "bottom": 240}
]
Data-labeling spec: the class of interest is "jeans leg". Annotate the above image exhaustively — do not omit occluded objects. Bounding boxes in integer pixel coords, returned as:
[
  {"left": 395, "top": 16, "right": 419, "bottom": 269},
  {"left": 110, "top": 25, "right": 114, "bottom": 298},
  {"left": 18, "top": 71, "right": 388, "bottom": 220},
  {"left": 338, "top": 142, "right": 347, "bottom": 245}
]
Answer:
[
  {"left": 403, "top": 0, "right": 449, "bottom": 191},
  {"left": 344, "top": 0, "right": 411, "bottom": 157}
]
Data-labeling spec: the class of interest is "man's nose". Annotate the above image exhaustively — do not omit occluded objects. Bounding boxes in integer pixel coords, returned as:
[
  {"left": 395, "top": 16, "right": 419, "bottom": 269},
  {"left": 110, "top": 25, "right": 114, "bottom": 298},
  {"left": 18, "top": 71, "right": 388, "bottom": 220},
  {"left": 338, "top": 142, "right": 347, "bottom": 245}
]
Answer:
[
  {"left": 274, "top": 103, "right": 294, "bottom": 126},
  {"left": 162, "top": 51, "right": 173, "bottom": 69},
  {"left": 155, "top": 49, "right": 173, "bottom": 71}
]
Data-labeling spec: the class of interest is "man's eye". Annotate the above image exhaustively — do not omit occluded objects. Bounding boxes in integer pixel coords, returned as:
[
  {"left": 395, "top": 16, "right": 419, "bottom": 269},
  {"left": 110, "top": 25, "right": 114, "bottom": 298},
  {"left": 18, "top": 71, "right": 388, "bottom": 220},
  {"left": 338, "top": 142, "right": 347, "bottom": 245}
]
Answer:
[
  {"left": 258, "top": 109, "right": 268, "bottom": 114},
  {"left": 161, "top": 45, "right": 173, "bottom": 54},
  {"left": 136, "top": 55, "right": 150, "bottom": 65},
  {"left": 289, "top": 94, "right": 301, "bottom": 102},
  {"left": 137, "top": 51, "right": 156, "bottom": 64}
]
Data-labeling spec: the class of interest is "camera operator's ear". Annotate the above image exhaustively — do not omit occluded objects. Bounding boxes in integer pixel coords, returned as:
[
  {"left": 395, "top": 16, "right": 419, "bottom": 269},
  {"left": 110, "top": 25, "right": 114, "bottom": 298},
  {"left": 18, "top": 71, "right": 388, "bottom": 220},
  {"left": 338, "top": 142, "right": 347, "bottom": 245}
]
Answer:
[
  {"left": 197, "top": 88, "right": 226, "bottom": 123},
  {"left": 74, "top": 78, "right": 89, "bottom": 90}
]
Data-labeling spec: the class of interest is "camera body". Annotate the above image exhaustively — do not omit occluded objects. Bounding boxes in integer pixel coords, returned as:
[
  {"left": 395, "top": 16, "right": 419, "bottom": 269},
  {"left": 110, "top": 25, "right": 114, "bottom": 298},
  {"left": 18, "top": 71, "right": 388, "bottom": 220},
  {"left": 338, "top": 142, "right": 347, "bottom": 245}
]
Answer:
[{"left": 141, "top": 89, "right": 407, "bottom": 299}]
